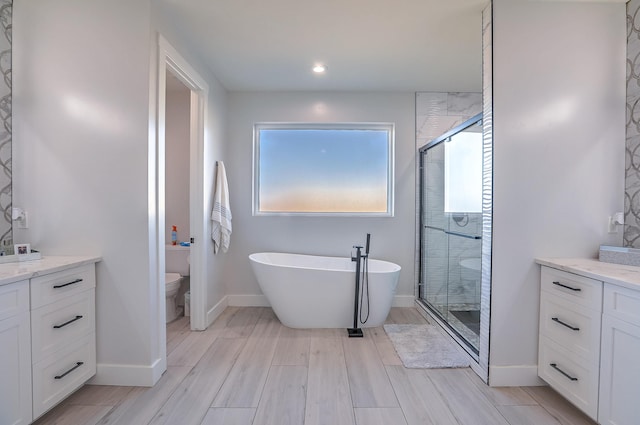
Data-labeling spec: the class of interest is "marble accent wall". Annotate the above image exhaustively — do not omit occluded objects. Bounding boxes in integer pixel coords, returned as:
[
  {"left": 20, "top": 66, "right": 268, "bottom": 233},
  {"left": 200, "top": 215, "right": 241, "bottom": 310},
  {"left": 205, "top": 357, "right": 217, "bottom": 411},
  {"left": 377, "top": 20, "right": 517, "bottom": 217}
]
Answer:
[
  {"left": 627, "top": 0, "right": 640, "bottom": 247},
  {"left": 479, "top": 1, "right": 493, "bottom": 382},
  {"left": 416, "top": 92, "right": 482, "bottom": 149},
  {"left": 0, "top": 0, "right": 10, "bottom": 253}
]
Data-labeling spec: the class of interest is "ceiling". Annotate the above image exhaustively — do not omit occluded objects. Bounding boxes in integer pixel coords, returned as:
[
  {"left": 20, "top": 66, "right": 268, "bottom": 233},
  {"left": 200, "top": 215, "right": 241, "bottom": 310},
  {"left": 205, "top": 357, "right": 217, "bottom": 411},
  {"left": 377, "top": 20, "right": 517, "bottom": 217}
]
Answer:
[{"left": 154, "top": 0, "right": 487, "bottom": 92}]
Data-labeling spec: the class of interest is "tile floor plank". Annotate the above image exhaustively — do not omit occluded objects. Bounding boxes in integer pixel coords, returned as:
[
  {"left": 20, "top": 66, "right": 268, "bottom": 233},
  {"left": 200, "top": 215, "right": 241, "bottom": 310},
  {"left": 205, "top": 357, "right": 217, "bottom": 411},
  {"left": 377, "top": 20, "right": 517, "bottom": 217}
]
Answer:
[
  {"left": 354, "top": 407, "right": 408, "bottom": 425},
  {"left": 200, "top": 408, "right": 256, "bottom": 425},
  {"left": 366, "top": 326, "right": 402, "bottom": 366},
  {"left": 63, "top": 385, "right": 133, "bottom": 407},
  {"left": 342, "top": 338, "right": 398, "bottom": 407},
  {"left": 212, "top": 332, "right": 280, "bottom": 408},
  {"left": 222, "top": 307, "right": 262, "bottom": 338},
  {"left": 272, "top": 329, "right": 310, "bottom": 366},
  {"left": 523, "top": 386, "right": 597, "bottom": 425},
  {"left": 166, "top": 329, "right": 190, "bottom": 356},
  {"left": 464, "top": 369, "right": 538, "bottom": 406},
  {"left": 427, "top": 368, "right": 510, "bottom": 425},
  {"left": 253, "top": 365, "right": 307, "bottom": 425},
  {"left": 95, "top": 366, "right": 192, "bottom": 425},
  {"left": 167, "top": 330, "right": 218, "bottom": 366},
  {"left": 149, "top": 338, "right": 246, "bottom": 425},
  {"left": 33, "top": 405, "right": 113, "bottom": 425},
  {"left": 497, "top": 405, "right": 563, "bottom": 425},
  {"left": 386, "top": 366, "right": 458, "bottom": 425},
  {"left": 167, "top": 315, "right": 190, "bottom": 333},
  {"left": 305, "top": 337, "right": 355, "bottom": 425},
  {"left": 251, "top": 308, "right": 284, "bottom": 338}
]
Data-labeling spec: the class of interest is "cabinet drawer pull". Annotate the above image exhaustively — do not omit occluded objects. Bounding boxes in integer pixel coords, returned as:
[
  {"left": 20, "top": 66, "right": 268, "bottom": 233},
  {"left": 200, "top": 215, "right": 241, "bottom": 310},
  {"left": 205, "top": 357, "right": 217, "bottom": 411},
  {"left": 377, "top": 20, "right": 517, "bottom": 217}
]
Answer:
[
  {"left": 53, "top": 278, "right": 83, "bottom": 289},
  {"left": 552, "top": 281, "right": 581, "bottom": 292},
  {"left": 53, "top": 315, "right": 83, "bottom": 329},
  {"left": 550, "top": 363, "right": 578, "bottom": 381},
  {"left": 551, "top": 317, "right": 580, "bottom": 331},
  {"left": 54, "top": 361, "right": 84, "bottom": 380}
]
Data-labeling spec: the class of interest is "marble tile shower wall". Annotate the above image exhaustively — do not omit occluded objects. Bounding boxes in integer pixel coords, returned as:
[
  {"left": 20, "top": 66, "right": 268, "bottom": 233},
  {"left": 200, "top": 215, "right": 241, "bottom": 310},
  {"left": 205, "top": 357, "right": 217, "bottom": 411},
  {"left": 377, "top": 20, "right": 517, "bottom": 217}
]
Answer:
[
  {"left": 0, "top": 0, "right": 10, "bottom": 252},
  {"left": 627, "top": 0, "right": 640, "bottom": 247},
  {"left": 416, "top": 92, "right": 482, "bottom": 307}
]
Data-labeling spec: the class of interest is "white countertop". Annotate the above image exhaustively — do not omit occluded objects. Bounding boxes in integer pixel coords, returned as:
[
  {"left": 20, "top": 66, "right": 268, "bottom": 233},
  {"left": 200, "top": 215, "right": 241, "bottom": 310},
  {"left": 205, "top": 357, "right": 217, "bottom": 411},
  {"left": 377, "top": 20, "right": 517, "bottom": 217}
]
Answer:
[
  {"left": 0, "top": 255, "right": 101, "bottom": 287},
  {"left": 535, "top": 257, "right": 640, "bottom": 291}
]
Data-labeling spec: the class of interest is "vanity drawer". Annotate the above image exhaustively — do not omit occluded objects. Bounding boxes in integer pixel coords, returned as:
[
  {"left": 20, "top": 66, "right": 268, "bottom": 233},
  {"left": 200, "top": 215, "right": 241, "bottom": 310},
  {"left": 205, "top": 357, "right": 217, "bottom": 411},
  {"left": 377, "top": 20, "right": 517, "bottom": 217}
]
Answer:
[
  {"left": 31, "top": 264, "right": 96, "bottom": 309},
  {"left": 31, "top": 289, "right": 95, "bottom": 363},
  {"left": 541, "top": 267, "right": 602, "bottom": 310},
  {"left": 603, "top": 283, "right": 640, "bottom": 327},
  {"left": 538, "top": 336, "right": 599, "bottom": 421},
  {"left": 0, "top": 280, "right": 29, "bottom": 321},
  {"left": 32, "top": 332, "right": 96, "bottom": 420},
  {"left": 539, "top": 291, "right": 601, "bottom": 363}
]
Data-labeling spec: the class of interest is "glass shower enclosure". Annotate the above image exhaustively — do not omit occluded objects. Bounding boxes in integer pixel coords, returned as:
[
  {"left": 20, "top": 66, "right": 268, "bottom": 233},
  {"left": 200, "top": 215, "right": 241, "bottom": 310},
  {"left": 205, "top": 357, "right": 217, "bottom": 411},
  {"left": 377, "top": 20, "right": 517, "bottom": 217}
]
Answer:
[{"left": 419, "top": 114, "right": 483, "bottom": 354}]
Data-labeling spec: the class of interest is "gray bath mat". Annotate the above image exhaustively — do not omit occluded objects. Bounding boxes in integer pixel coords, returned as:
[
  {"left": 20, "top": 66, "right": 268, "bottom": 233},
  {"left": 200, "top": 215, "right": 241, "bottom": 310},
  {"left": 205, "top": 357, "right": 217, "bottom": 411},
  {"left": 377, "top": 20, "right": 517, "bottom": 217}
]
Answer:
[{"left": 383, "top": 324, "right": 470, "bottom": 369}]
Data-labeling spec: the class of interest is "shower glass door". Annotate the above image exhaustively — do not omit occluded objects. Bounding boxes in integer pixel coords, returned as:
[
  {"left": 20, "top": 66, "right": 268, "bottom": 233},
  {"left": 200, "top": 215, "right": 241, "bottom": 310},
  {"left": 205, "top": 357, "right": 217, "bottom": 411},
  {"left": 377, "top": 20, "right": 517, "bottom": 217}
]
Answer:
[{"left": 419, "top": 115, "right": 483, "bottom": 354}]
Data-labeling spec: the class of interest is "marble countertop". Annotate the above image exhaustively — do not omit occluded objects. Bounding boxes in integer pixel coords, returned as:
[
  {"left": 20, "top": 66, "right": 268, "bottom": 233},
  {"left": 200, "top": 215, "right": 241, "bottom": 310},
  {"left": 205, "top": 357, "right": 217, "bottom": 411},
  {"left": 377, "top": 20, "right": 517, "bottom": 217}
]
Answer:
[
  {"left": 535, "top": 257, "right": 640, "bottom": 291},
  {"left": 0, "top": 255, "right": 101, "bottom": 287}
]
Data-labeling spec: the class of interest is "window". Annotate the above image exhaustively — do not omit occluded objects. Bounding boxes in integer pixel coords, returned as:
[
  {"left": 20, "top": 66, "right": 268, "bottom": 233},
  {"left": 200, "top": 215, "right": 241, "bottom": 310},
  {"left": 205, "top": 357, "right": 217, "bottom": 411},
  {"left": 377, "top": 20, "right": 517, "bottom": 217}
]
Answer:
[
  {"left": 253, "top": 123, "right": 394, "bottom": 216},
  {"left": 444, "top": 128, "right": 483, "bottom": 214}
]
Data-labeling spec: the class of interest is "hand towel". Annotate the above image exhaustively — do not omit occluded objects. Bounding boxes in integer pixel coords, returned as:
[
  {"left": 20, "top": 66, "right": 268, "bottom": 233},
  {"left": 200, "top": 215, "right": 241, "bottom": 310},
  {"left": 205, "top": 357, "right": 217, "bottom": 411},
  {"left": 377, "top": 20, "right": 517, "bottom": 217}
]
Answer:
[{"left": 211, "top": 161, "right": 232, "bottom": 253}]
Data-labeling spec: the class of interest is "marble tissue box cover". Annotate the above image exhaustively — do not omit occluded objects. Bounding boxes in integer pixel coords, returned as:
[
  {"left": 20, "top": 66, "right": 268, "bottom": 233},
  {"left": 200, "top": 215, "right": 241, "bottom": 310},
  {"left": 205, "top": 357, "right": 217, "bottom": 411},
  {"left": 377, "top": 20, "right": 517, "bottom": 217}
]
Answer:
[{"left": 599, "top": 245, "right": 640, "bottom": 267}]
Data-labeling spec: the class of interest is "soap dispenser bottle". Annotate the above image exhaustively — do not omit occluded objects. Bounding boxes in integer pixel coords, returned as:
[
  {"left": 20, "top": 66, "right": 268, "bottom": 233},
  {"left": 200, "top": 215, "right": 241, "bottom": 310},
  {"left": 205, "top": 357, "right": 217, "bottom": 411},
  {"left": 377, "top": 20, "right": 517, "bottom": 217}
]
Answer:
[{"left": 171, "top": 225, "right": 177, "bottom": 245}]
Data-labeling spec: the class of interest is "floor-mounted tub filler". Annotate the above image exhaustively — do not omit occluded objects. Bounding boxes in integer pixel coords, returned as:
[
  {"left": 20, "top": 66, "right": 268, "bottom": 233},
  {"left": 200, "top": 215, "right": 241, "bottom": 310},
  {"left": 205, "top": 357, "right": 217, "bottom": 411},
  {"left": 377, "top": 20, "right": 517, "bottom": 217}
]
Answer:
[{"left": 249, "top": 252, "right": 401, "bottom": 329}]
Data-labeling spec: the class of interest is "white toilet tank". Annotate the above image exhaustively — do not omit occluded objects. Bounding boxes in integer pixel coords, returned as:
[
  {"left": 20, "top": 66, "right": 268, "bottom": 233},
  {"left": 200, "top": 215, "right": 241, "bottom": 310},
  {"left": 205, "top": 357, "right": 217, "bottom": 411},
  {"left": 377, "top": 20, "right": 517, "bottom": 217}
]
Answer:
[{"left": 166, "top": 244, "right": 190, "bottom": 276}]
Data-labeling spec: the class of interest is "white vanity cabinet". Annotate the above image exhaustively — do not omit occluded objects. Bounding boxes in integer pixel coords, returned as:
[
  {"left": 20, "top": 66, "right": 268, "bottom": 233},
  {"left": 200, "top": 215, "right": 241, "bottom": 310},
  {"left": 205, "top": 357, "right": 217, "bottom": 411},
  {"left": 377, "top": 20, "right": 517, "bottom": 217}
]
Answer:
[
  {"left": 30, "top": 264, "right": 97, "bottom": 419},
  {"left": 0, "top": 280, "right": 32, "bottom": 425},
  {"left": 0, "top": 257, "right": 99, "bottom": 424},
  {"left": 537, "top": 259, "right": 640, "bottom": 425},
  {"left": 598, "top": 283, "right": 640, "bottom": 425},
  {"left": 538, "top": 267, "right": 602, "bottom": 420}
]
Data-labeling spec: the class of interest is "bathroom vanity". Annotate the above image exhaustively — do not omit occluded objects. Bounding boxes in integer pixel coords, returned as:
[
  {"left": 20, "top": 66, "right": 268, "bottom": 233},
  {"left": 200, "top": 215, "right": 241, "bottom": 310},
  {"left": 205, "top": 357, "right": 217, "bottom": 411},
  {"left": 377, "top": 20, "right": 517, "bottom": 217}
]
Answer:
[
  {"left": 536, "top": 258, "right": 640, "bottom": 425},
  {"left": 0, "top": 256, "right": 100, "bottom": 425}
]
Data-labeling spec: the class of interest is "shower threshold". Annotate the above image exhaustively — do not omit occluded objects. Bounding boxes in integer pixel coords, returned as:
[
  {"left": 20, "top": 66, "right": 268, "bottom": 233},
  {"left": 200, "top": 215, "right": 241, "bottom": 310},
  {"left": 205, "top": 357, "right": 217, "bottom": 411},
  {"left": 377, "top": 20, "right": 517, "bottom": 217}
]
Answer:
[{"left": 416, "top": 299, "right": 480, "bottom": 359}]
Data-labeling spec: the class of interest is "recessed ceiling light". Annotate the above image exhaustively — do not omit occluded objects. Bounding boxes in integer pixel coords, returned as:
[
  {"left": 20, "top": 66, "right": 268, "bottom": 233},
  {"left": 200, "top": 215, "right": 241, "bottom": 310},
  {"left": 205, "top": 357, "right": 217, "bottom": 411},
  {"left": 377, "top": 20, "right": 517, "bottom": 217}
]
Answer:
[{"left": 312, "top": 64, "right": 327, "bottom": 74}]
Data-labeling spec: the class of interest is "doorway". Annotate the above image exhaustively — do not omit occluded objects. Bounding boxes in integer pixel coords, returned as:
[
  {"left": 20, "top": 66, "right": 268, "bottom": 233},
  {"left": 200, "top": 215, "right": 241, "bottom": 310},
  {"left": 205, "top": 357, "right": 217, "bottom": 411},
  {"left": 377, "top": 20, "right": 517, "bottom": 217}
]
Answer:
[
  {"left": 164, "top": 70, "right": 191, "bottom": 325},
  {"left": 155, "top": 36, "right": 209, "bottom": 372}
]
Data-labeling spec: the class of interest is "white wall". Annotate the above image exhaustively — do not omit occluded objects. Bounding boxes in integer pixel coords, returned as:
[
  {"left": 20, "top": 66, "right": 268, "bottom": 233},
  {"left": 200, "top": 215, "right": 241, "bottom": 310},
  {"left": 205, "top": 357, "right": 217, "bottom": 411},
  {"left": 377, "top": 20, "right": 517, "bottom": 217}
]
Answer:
[
  {"left": 13, "top": 0, "right": 158, "bottom": 384},
  {"left": 165, "top": 85, "right": 190, "bottom": 245},
  {"left": 223, "top": 92, "right": 415, "bottom": 304},
  {"left": 12, "top": 0, "right": 229, "bottom": 386},
  {"left": 490, "top": 0, "right": 626, "bottom": 385}
]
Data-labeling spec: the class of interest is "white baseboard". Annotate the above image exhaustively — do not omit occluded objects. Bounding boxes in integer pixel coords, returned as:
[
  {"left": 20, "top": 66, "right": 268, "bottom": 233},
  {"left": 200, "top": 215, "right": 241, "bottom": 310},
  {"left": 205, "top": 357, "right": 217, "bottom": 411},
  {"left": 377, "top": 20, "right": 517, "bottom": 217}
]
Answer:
[
  {"left": 489, "top": 365, "right": 546, "bottom": 387},
  {"left": 206, "top": 296, "right": 229, "bottom": 326},
  {"left": 89, "top": 357, "right": 164, "bottom": 387},
  {"left": 392, "top": 295, "right": 416, "bottom": 307},
  {"left": 226, "top": 294, "right": 270, "bottom": 307}
]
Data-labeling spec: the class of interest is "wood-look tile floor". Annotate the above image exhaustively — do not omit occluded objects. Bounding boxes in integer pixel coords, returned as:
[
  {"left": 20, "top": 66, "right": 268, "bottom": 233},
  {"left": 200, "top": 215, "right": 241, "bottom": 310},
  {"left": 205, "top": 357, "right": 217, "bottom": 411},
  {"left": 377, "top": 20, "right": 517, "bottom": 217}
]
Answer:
[{"left": 34, "top": 307, "right": 597, "bottom": 425}]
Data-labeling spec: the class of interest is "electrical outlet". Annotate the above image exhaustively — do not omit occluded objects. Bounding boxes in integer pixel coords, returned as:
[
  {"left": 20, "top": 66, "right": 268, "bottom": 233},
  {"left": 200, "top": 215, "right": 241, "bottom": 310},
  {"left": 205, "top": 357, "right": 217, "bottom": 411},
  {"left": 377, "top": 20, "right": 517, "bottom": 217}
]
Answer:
[{"left": 17, "top": 211, "right": 28, "bottom": 229}]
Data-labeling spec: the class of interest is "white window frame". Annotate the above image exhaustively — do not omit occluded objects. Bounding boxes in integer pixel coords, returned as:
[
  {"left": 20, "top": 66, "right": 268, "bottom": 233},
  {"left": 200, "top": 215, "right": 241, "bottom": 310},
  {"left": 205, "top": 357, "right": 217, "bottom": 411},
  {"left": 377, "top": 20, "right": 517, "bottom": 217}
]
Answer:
[{"left": 252, "top": 122, "right": 395, "bottom": 217}]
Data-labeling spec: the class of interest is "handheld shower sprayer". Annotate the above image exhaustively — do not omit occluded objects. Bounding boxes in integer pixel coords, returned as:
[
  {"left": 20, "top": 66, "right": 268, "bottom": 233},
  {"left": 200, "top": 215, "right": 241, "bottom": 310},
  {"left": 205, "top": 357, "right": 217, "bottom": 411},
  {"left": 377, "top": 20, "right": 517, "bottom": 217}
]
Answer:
[{"left": 365, "top": 233, "right": 371, "bottom": 256}]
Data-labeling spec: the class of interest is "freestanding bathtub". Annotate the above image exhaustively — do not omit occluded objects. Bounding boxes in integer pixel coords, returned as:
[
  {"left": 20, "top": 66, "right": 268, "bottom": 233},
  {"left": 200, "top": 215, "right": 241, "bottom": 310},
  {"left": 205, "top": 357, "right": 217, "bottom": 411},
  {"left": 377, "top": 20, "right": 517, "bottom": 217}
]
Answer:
[{"left": 248, "top": 252, "right": 401, "bottom": 329}]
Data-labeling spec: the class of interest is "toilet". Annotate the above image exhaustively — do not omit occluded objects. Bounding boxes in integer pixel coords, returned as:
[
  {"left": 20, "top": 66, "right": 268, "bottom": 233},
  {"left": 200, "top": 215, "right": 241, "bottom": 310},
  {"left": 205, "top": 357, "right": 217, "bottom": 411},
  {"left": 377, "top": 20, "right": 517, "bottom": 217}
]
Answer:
[{"left": 165, "top": 244, "right": 190, "bottom": 323}]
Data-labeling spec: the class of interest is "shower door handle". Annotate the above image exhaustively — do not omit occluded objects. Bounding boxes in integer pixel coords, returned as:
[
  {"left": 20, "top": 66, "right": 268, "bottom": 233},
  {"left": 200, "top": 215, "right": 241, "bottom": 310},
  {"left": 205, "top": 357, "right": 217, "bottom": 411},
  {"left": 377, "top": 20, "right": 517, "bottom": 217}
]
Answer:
[
  {"left": 444, "top": 230, "right": 482, "bottom": 240},
  {"left": 424, "top": 226, "right": 482, "bottom": 240}
]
